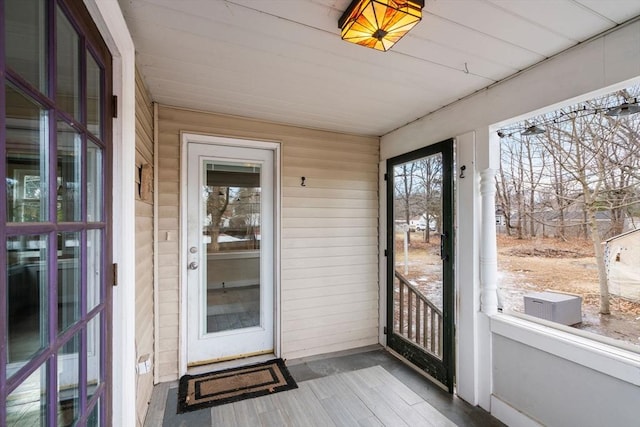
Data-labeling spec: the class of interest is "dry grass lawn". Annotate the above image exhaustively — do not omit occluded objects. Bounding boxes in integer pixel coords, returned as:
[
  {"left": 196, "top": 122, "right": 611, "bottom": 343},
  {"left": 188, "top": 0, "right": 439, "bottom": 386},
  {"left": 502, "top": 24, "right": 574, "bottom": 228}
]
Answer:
[{"left": 394, "top": 232, "right": 640, "bottom": 348}]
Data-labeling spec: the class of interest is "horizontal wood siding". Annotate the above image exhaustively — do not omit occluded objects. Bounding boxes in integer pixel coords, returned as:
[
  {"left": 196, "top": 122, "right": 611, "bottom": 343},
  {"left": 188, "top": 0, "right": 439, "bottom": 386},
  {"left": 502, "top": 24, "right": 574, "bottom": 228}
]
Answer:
[
  {"left": 134, "top": 69, "right": 155, "bottom": 425},
  {"left": 157, "top": 106, "right": 379, "bottom": 379}
]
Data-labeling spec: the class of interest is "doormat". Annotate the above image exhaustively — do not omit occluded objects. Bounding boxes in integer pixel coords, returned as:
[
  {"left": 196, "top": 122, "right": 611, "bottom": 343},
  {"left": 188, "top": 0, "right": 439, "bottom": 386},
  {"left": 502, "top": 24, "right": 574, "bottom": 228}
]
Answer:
[{"left": 177, "top": 359, "right": 297, "bottom": 413}]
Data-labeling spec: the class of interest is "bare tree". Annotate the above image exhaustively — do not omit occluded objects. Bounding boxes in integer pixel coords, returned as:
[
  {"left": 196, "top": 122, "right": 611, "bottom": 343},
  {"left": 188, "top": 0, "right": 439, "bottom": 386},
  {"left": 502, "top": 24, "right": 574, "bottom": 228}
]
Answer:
[
  {"left": 415, "top": 155, "right": 442, "bottom": 243},
  {"left": 206, "top": 186, "right": 230, "bottom": 252},
  {"left": 496, "top": 156, "right": 513, "bottom": 236},
  {"left": 550, "top": 151, "right": 570, "bottom": 239},
  {"left": 530, "top": 94, "right": 639, "bottom": 313},
  {"left": 522, "top": 133, "right": 546, "bottom": 236},
  {"left": 497, "top": 136, "right": 526, "bottom": 238},
  {"left": 498, "top": 87, "right": 640, "bottom": 314},
  {"left": 541, "top": 108, "right": 612, "bottom": 313},
  {"left": 394, "top": 162, "right": 418, "bottom": 244}
]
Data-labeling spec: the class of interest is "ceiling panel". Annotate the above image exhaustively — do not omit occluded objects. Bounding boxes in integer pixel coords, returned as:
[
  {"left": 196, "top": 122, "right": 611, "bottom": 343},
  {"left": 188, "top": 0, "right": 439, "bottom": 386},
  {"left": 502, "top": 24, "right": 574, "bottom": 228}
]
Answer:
[
  {"left": 487, "top": 0, "right": 614, "bottom": 40},
  {"left": 410, "top": 15, "right": 545, "bottom": 71},
  {"left": 422, "top": 0, "right": 575, "bottom": 56},
  {"left": 574, "top": 0, "right": 640, "bottom": 23},
  {"left": 119, "top": 0, "right": 640, "bottom": 136}
]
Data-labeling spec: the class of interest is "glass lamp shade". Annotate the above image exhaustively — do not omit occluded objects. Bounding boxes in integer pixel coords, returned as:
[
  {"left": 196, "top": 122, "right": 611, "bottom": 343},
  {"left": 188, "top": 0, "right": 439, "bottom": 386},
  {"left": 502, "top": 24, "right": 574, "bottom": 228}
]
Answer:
[
  {"left": 339, "top": 0, "right": 424, "bottom": 51},
  {"left": 605, "top": 102, "right": 640, "bottom": 117},
  {"left": 521, "top": 125, "right": 545, "bottom": 136}
]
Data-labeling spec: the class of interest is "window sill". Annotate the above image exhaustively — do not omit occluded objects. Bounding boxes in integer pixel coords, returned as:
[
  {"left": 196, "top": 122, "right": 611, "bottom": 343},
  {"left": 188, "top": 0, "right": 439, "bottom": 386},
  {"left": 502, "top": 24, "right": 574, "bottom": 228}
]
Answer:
[{"left": 490, "top": 313, "right": 640, "bottom": 386}]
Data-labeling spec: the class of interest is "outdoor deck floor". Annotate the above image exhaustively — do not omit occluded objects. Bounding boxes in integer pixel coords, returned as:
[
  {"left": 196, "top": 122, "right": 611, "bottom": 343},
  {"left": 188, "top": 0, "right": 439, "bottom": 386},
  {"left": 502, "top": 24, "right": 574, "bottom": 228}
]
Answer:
[{"left": 145, "top": 347, "right": 504, "bottom": 427}]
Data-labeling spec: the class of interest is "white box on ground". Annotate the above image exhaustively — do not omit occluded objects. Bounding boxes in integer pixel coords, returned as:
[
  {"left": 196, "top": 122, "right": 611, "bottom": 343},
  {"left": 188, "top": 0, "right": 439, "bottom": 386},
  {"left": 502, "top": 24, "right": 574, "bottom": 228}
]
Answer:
[{"left": 523, "top": 291, "right": 582, "bottom": 325}]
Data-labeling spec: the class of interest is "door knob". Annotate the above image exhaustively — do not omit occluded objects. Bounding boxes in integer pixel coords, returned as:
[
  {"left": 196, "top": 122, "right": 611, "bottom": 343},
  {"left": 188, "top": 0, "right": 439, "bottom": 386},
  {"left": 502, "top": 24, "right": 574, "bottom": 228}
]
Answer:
[{"left": 188, "top": 262, "right": 198, "bottom": 270}]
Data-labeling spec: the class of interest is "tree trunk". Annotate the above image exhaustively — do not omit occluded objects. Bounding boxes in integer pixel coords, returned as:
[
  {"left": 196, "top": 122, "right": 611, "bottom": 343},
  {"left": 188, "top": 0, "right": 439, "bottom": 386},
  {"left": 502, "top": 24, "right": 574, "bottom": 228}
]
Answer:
[
  {"left": 526, "top": 138, "right": 537, "bottom": 237},
  {"left": 517, "top": 151, "right": 525, "bottom": 239},
  {"left": 516, "top": 190, "right": 524, "bottom": 240},
  {"left": 610, "top": 206, "right": 625, "bottom": 237},
  {"left": 208, "top": 186, "right": 229, "bottom": 252},
  {"left": 529, "top": 189, "right": 536, "bottom": 237},
  {"left": 553, "top": 156, "right": 566, "bottom": 239},
  {"left": 587, "top": 208, "right": 610, "bottom": 314}
]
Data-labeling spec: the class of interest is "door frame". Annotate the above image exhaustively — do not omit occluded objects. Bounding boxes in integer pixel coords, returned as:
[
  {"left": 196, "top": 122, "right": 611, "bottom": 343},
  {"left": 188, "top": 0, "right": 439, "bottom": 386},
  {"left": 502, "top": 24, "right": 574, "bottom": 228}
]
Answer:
[
  {"left": 81, "top": 1, "right": 139, "bottom": 423},
  {"left": 385, "top": 138, "right": 455, "bottom": 392},
  {"left": 179, "top": 132, "right": 281, "bottom": 376}
]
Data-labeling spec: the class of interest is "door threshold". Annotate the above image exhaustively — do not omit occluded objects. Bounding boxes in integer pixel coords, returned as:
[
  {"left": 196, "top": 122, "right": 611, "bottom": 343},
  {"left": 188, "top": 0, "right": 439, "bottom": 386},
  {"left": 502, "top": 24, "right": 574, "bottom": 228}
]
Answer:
[{"left": 187, "top": 352, "right": 276, "bottom": 375}]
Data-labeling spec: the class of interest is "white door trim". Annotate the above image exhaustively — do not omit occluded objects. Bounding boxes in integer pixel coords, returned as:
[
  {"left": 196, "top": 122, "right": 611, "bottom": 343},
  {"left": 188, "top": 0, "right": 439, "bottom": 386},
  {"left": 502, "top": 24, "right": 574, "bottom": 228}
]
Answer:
[
  {"left": 84, "top": 0, "right": 137, "bottom": 424},
  {"left": 179, "top": 132, "right": 281, "bottom": 376}
]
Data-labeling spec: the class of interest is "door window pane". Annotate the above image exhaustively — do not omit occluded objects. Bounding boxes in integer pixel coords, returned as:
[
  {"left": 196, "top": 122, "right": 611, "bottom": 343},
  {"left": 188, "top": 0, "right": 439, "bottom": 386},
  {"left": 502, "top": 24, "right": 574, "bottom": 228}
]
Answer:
[
  {"left": 56, "top": 5, "right": 80, "bottom": 120},
  {"left": 87, "top": 230, "right": 102, "bottom": 311},
  {"left": 6, "top": 235, "right": 48, "bottom": 377},
  {"left": 5, "top": 81, "right": 49, "bottom": 223},
  {"left": 57, "top": 121, "right": 82, "bottom": 222},
  {"left": 87, "top": 313, "right": 102, "bottom": 400},
  {"left": 6, "top": 362, "right": 47, "bottom": 426},
  {"left": 58, "top": 232, "right": 81, "bottom": 332},
  {"left": 204, "top": 162, "right": 262, "bottom": 253},
  {"left": 86, "top": 52, "right": 102, "bottom": 138},
  {"left": 203, "top": 161, "right": 261, "bottom": 334},
  {"left": 5, "top": 0, "right": 47, "bottom": 92},
  {"left": 392, "top": 154, "right": 444, "bottom": 358},
  {"left": 87, "top": 141, "right": 103, "bottom": 222},
  {"left": 87, "top": 399, "right": 100, "bottom": 427},
  {"left": 57, "top": 332, "right": 80, "bottom": 427}
]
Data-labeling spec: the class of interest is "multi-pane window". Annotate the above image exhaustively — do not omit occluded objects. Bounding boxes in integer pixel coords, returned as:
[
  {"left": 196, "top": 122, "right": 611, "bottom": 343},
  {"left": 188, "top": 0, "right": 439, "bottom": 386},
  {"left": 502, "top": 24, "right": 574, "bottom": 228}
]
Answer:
[{"left": 2, "top": 0, "right": 112, "bottom": 425}]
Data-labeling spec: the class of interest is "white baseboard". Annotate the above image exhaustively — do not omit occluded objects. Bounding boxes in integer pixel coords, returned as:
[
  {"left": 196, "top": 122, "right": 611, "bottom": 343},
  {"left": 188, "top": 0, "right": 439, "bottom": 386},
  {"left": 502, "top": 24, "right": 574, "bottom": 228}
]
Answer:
[{"left": 491, "top": 395, "right": 543, "bottom": 427}]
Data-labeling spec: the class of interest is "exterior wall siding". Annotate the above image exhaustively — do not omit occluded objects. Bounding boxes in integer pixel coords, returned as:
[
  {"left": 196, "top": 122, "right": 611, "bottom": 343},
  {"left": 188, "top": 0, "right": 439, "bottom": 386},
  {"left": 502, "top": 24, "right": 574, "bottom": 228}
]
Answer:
[
  {"left": 134, "top": 69, "right": 155, "bottom": 424},
  {"left": 157, "top": 105, "right": 379, "bottom": 380}
]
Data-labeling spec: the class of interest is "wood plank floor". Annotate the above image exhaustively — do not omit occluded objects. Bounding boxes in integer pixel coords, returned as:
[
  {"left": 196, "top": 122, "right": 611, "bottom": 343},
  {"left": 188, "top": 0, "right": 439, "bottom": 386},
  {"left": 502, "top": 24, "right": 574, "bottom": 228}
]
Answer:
[
  {"left": 155, "top": 366, "right": 457, "bottom": 427},
  {"left": 146, "top": 348, "right": 504, "bottom": 427}
]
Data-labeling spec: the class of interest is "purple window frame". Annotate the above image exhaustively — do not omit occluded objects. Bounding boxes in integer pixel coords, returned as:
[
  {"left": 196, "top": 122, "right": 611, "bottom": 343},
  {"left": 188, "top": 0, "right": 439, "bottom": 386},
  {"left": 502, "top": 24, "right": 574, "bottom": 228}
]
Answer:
[{"left": 0, "top": 0, "right": 113, "bottom": 425}]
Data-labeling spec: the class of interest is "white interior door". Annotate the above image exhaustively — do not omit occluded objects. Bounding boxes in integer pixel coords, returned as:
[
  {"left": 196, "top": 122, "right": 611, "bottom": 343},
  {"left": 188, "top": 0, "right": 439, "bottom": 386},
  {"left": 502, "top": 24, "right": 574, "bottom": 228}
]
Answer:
[{"left": 186, "top": 142, "right": 275, "bottom": 365}]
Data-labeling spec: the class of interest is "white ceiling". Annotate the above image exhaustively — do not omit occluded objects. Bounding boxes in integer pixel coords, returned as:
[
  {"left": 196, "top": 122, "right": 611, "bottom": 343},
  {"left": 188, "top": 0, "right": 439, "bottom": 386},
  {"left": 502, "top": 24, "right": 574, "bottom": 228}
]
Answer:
[{"left": 119, "top": 0, "right": 640, "bottom": 136}]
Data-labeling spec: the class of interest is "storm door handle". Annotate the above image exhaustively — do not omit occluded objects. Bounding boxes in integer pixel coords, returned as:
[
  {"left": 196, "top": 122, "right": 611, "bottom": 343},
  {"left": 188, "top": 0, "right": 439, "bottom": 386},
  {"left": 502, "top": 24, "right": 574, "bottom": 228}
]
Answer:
[{"left": 440, "top": 232, "right": 449, "bottom": 262}]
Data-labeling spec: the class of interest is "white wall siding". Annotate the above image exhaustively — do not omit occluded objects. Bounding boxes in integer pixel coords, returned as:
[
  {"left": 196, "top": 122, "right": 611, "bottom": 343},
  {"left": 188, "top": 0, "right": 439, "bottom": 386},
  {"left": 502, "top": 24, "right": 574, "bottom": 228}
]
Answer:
[
  {"left": 157, "top": 106, "right": 379, "bottom": 379},
  {"left": 134, "top": 69, "right": 155, "bottom": 424}
]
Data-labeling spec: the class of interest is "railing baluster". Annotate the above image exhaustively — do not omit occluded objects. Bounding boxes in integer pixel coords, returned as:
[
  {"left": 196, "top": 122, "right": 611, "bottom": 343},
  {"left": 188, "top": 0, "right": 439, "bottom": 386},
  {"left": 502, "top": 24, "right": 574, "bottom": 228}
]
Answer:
[
  {"left": 438, "top": 316, "right": 443, "bottom": 357},
  {"left": 430, "top": 309, "right": 436, "bottom": 354},
  {"left": 416, "top": 298, "right": 421, "bottom": 346},
  {"left": 423, "top": 305, "right": 428, "bottom": 348},
  {"left": 408, "top": 290, "right": 413, "bottom": 340},
  {"left": 399, "top": 279, "right": 404, "bottom": 335}
]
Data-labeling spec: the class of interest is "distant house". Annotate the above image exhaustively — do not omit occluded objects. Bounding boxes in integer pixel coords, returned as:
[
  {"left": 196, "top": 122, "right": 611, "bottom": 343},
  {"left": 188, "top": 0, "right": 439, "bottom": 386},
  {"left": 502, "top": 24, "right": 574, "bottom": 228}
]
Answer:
[
  {"left": 410, "top": 215, "right": 426, "bottom": 229},
  {"left": 604, "top": 229, "right": 640, "bottom": 302},
  {"left": 539, "top": 206, "right": 615, "bottom": 238},
  {"left": 410, "top": 214, "right": 436, "bottom": 231}
]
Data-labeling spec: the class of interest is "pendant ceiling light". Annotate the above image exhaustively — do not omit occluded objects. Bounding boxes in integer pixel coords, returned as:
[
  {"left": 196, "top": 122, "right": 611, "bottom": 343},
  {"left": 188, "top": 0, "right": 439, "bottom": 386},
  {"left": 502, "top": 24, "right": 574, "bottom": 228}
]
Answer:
[
  {"left": 605, "top": 100, "right": 640, "bottom": 117},
  {"left": 338, "top": 0, "right": 424, "bottom": 51},
  {"left": 521, "top": 125, "right": 546, "bottom": 136}
]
